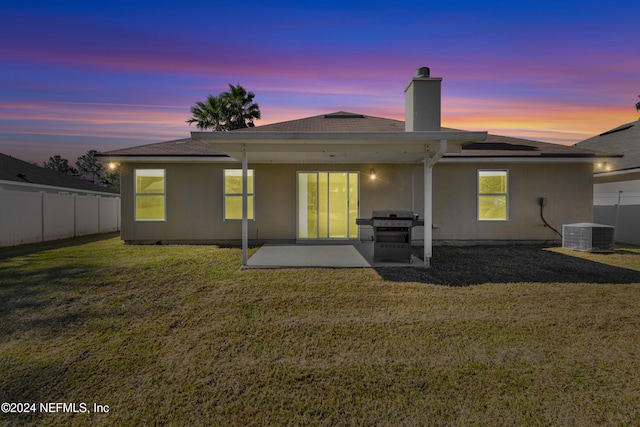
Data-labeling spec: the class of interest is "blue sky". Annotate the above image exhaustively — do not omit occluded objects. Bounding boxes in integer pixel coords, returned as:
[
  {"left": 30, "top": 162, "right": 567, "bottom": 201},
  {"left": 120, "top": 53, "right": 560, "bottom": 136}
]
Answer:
[{"left": 1, "top": 0, "right": 638, "bottom": 163}]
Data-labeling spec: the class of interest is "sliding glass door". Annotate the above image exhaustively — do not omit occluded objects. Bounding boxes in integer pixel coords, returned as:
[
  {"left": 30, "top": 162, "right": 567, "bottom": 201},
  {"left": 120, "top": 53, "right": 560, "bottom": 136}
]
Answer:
[{"left": 297, "top": 172, "right": 359, "bottom": 239}]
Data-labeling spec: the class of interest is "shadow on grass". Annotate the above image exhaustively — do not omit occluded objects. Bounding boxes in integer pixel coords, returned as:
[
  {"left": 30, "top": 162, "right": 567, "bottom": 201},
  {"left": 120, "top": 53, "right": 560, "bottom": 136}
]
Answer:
[
  {"left": 0, "top": 232, "right": 120, "bottom": 260},
  {"left": 0, "top": 233, "right": 122, "bottom": 329},
  {"left": 0, "top": 262, "right": 110, "bottom": 327},
  {"left": 377, "top": 246, "right": 640, "bottom": 286}
]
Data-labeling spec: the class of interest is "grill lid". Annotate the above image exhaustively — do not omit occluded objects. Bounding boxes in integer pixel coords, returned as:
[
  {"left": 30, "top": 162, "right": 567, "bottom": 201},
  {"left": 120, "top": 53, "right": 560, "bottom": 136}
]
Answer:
[{"left": 371, "top": 210, "right": 415, "bottom": 219}]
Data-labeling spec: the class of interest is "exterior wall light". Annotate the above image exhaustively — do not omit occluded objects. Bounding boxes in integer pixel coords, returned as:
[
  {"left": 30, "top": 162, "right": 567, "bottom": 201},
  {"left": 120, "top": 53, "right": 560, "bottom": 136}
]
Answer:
[{"left": 369, "top": 167, "right": 377, "bottom": 180}]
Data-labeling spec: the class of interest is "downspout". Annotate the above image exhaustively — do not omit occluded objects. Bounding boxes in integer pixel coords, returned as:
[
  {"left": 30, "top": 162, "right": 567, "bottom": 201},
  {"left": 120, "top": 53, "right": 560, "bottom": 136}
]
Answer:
[
  {"left": 242, "top": 145, "right": 248, "bottom": 266},
  {"left": 423, "top": 139, "right": 447, "bottom": 267}
]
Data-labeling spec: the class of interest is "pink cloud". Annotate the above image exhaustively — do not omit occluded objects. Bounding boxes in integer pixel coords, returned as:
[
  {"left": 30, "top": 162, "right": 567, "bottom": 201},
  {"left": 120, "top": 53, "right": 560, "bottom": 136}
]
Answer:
[{"left": 442, "top": 97, "right": 636, "bottom": 144}]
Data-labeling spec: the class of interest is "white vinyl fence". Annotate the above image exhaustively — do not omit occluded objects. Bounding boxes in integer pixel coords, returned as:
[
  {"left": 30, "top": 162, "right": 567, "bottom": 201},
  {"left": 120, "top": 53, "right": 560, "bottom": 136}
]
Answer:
[
  {"left": 0, "top": 187, "right": 121, "bottom": 247},
  {"left": 594, "top": 191, "right": 640, "bottom": 245}
]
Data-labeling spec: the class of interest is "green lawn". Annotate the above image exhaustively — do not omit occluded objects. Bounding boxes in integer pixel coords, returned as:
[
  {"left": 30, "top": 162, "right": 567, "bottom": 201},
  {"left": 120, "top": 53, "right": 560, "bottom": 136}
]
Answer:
[{"left": 1, "top": 235, "right": 640, "bottom": 426}]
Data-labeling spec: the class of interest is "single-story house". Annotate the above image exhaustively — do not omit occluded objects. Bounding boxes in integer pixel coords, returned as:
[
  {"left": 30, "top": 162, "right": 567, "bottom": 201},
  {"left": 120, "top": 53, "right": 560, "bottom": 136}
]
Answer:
[
  {"left": 99, "top": 68, "right": 611, "bottom": 265},
  {"left": 0, "top": 152, "right": 121, "bottom": 246},
  {"left": 575, "top": 119, "right": 640, "bottom": 244}
]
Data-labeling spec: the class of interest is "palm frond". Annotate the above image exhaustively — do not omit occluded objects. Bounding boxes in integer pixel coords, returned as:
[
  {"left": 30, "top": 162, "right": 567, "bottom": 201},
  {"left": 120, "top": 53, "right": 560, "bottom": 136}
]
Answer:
[{"left": 187, "top": 85, "right": 261, "bottom": 131}]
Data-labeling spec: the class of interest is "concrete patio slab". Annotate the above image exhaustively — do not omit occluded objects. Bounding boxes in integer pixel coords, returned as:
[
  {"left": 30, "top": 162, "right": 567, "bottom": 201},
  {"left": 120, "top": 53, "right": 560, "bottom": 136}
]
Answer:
[{"left": 245, "top": 242, "right": 427, "bottom": 268}]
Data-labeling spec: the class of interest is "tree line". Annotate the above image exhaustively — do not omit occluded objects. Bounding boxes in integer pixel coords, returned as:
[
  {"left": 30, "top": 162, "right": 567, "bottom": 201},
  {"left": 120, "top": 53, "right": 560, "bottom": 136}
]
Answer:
[{"left": 43, "top": 150, "right": 119, "bottom": 192}]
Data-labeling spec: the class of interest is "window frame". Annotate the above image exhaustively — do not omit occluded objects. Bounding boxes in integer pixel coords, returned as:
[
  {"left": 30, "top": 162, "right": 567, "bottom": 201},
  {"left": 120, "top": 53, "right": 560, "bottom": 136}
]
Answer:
[
  {"left": 477, "top": 169, "right": 508, "bottom": 221},
  {"left": 223, "top": 169, "right": 255, "bottom": 221},
  {"left": 134, "top": 168, "right": 166, "bottom": 222}
]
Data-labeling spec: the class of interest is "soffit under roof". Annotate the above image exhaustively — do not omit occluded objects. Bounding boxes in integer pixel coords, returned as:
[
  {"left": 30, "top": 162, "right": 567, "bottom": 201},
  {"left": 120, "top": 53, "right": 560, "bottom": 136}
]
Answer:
[{"left": 191, "top": 130, "right": 487, "bottom": 164}]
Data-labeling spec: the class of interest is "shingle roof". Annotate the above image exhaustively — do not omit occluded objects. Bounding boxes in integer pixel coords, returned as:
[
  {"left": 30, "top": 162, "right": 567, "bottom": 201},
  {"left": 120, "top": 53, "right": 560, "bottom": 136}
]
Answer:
[
  {"left": 574, "top": 119, "right": 640, "bottom": 171},
  {"left": 234, "top": 112, "right": 406, "bottom": 132},
  {"left": 100, "top": 138, "right": 226, "bottom": 157},
  {"left": 0, "top": 152, "right": 117, "bottom": 193},
  {"left": 101, "top": 112, "right": 609, "bottom": 160}
]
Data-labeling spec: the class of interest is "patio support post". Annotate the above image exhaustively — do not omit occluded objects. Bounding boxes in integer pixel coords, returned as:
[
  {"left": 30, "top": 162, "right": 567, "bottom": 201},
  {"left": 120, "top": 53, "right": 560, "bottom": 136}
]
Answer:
[
  {"left": 242, "top": 145, "right": 248, "bottom": 266},
  {"left": 424, "top": 151, "right": 431, "bottom": 267},
  {"left": 424, "top": 139, "right": 448, "bottom": 267}
]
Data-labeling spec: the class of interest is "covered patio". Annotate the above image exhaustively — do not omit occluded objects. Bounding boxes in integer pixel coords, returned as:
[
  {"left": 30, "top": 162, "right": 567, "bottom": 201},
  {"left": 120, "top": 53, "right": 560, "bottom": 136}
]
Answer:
[
  {"left": 245, "top": 242, "right": 426, "bottom": 268},
  {"left": 192, "top": 129, "right": 486, "bottom": 268}
]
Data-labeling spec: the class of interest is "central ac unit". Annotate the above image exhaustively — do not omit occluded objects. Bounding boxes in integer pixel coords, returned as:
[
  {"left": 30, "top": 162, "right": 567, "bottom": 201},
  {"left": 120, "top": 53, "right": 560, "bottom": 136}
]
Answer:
[{"left": 562, "top": 223, "right": 615, "bottom": 253}]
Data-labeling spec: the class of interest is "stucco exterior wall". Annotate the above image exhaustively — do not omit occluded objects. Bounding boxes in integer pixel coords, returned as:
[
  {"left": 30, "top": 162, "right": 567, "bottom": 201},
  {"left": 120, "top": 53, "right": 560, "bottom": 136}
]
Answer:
[
  {"left": 120, "top": 162, "right": 424, "bottom": 243},
  {"left": 431, "top": 162, "right": 593, "bottom": 242},
  {"left": 119, "top": 161, "right": 593, "bottom": 244},
  {"left": 121, "top": 162, "right": 226, "bottom": 243}
]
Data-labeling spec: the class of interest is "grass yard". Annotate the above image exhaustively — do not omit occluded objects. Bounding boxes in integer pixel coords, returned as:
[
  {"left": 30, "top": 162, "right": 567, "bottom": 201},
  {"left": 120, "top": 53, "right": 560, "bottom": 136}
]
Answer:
[{"left": 1, "top": 234, "right": 640, "bottom": 426}]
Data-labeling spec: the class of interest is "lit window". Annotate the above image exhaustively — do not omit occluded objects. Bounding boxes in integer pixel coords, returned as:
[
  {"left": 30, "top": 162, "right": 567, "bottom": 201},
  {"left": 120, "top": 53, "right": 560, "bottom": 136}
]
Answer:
[
  {"left": 478, "top": 170, "right": 508, "bottom": 221},
  {"left": 135, "top": 169, "right": 165, "bottom": 221},
  {"left": 224, "top": 169, "right": 254, "bottom": 220}
]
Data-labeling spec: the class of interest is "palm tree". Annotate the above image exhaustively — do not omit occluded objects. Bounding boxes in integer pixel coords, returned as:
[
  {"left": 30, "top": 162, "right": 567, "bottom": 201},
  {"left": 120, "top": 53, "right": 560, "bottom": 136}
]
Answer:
[
  {"left": 186, "top": 94, "right": 225, "bottom": 131},
  {"left": 222, "top": 84, "right": 261, "bottom": 130},
  {"left": 187, "top": 84, "right": 260, "bottom": 131},
  {"left": 636, "top": 95, "right": 640, "bottom": 113}
]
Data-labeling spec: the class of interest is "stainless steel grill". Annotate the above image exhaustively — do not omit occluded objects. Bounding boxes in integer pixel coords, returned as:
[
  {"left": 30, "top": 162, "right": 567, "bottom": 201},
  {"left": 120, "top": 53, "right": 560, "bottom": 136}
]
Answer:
[{"left": 356, "top": 210, "right": 424, "bottom": 263}]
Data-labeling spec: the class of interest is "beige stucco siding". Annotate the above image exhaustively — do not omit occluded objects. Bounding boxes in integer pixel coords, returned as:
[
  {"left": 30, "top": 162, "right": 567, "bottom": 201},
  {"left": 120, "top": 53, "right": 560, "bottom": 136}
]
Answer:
[
  {"left": 121, "top": 162, "right": 228, "bottom": 242},
  {"left": 432, "top": 162, "right": 593, "bottom": 241},
  {"left": 120, "top": 161, "right": 593, "bottom": 244}
]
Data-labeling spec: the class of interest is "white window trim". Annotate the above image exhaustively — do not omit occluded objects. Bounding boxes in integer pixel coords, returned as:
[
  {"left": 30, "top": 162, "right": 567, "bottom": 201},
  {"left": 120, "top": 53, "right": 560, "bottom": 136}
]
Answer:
[
  {"left": 134, "top": 168, "right": 166, "bottom": 222},
  {"left": 223, "top": 169, "right": 255, "bottom": 221},
  {"left": 477, "top": 169, "right": 509, "bottom": 222}
]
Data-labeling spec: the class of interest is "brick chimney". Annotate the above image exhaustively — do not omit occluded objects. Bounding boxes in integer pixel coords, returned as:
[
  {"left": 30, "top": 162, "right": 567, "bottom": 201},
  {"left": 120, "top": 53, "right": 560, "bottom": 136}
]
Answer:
[{"left": 404, "top": 67, "right": 442, "bottom": 131}]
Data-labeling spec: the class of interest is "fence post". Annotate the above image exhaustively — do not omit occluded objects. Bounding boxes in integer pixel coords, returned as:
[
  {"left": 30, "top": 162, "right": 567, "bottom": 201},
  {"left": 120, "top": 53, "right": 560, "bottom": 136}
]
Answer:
[
  {"left": 72, "top": 193, "right": 77, "bottom": 237},
  {"left": 40, "top": 191, "right": 45, "bottom": 242}
]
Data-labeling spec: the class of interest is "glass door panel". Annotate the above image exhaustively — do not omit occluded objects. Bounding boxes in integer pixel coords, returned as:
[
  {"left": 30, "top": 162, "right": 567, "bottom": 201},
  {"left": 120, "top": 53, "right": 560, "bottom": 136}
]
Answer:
[
  {"left": 297, "top": 173, "right": 317, "bottom": 238},
  {"left": 318, "top": 172, "right": 329, "bottom": 238},
  {"left": 297, "top": 172, "right": 358, "bottom": 239},
  {"left": 329, "top": 173, "right": 348, "bottom": 238}
]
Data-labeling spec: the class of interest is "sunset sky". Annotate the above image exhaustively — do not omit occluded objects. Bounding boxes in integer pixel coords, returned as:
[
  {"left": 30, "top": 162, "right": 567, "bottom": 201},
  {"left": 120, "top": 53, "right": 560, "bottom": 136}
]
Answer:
[{"left": 1, "top": 0, "right": 639, "bottom": 164}]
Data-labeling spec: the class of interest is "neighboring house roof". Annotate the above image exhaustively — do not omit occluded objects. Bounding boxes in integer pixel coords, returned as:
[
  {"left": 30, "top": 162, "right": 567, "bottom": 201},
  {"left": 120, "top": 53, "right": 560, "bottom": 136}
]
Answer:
[
  {"left": 448, "top": 133, "right": 612, "bottom": 159},
  {"left": 0, "top": 152, "right": 117, "bottom": 193},
  {"left": 574, "top": 119, "right": 640, "bottom": 172},
  {"left": 100, "top": 112, "right": 609, "bottom": 161}
]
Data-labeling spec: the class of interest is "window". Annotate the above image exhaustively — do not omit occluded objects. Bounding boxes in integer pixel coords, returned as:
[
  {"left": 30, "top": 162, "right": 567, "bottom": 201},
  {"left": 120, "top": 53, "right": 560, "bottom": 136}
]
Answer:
[
  {"left": 478, "top": 170, "right": 508, "bottom": 221},
  {"left": 135, "top": 169, "right": 165, "bottom": 221},
  {"left": 224, "top": 169, "right": 254, "bottom": 220}
]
